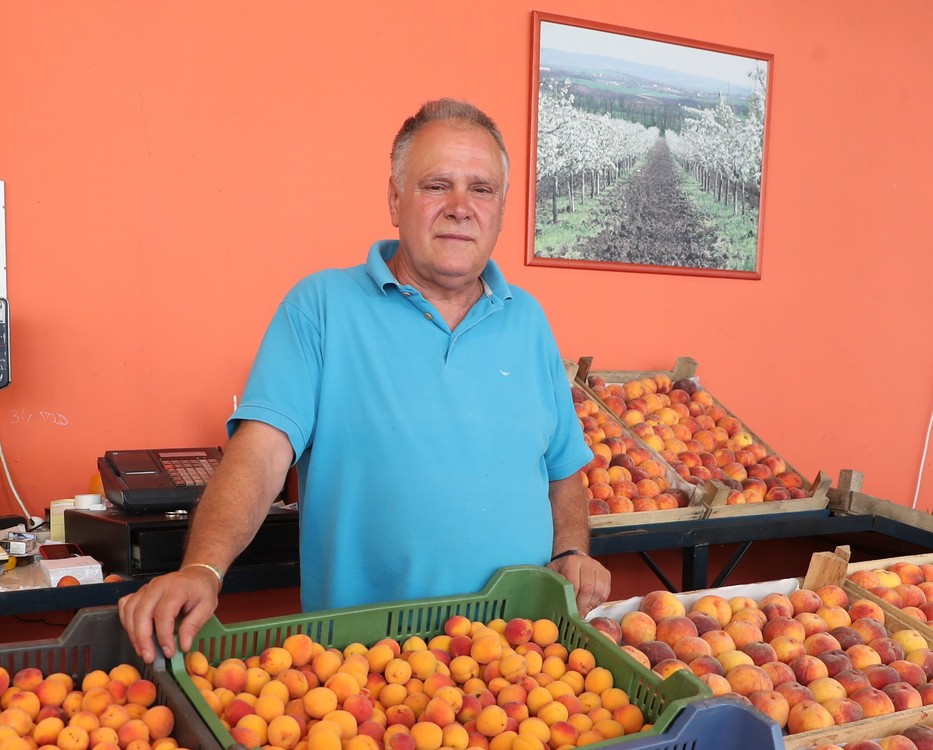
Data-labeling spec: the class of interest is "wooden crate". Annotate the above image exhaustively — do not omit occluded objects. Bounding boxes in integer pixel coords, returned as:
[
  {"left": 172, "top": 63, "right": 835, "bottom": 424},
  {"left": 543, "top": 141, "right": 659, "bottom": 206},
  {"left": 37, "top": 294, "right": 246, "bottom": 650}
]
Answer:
[
  {"left": 576, "top": 355, "right": 830, "bottom": 516},
  {"left": 783, "top": 706, "right": 933, "bottom": 749},
  {"left": 701, "top": 473, "right": 831, "bottom": 519},
  {"left": 830, "top": 469, "right": 933, "bottom": 534},
  {"left": 569, "top": 370, "right": 707, "bottom": 530},
  {"left": 786, "top": 548, "right": 933, "bottom": 749},
  {"left": 844, "top": 548, "right": 933, "bottom": 646}
]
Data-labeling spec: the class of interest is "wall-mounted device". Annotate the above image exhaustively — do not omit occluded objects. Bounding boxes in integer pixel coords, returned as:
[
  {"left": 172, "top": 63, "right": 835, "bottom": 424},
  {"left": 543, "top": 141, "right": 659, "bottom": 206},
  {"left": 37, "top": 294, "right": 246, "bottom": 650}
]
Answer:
[
  {"left": 0, "top": 299, "right": 8, "bottom": 390},
  {"left": 98, "top": 447, "right": 223, "bottom": 513},
  {"left": 0, "top": 180, "right": 9, "bottom": 390}
]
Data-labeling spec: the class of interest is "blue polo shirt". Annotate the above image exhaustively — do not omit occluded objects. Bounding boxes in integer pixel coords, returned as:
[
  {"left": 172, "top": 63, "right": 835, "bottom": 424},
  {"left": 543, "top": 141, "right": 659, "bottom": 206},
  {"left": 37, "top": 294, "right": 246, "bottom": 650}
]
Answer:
[{"left": 229, "top": 240, "right": 591, "bottom": 611}]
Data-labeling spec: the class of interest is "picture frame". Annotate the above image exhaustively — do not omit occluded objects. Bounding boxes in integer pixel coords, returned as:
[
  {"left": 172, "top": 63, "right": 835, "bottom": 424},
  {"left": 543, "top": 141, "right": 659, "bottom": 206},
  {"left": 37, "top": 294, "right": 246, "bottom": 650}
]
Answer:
[{"left": 527, "top": 12, "right": 773, "bottom": 279}]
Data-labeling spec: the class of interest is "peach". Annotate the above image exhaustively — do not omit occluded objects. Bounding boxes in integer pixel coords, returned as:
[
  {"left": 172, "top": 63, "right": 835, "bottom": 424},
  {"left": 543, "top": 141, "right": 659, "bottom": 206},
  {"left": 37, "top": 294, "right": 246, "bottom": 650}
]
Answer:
[
  {"left": 698, "top": 673, "right": 731, "bottom": 697},
  {"left": 870, "top": 637, "right": 907, "bottom": 666},
  {"left": 718, "top": 649, "right": 754, "bottom": 673},
  {"left": 740, "top": 641, "right": 777, "bottom": 667},
  {"left": 141, "top": 705, "right": 174, "bottom": 740},
  {"left": 882, "top": 681, "right": 923, "bottom": 712},
  {"left": 672, "top": 636, "right": 712, "bottom": 664},
  {"left": 213, "top": 659, "right": 249, "bottom": 693},
  {"left": 821, "top": 696, "right": 864, "bottom": 725},
  {"left": 835, "top": 668, "right": 872, "bottom": 697},
  {"left": 761, "top": 660, "right": 796, "bottom": 687},
  {"left": 789, "top": 589, "right": 824, "bottom": 616},
  {"left": 795, "top": 612, "right": 830, "bottom": 638},
  {"left": 907, "top": 648, "right": 933, "bottom": 680},
  {"left": 639, "top": 591, "right": 685, "bottom": 622},
  {"left": 851, "top": 618, "right": 887, "bottom": 644},
  {"left": 817, "top": 649, "right": 853, "bottom": 678},
  {"left": 116, "top": 718, "right": 150, "bottom": 747},
  {"left": 807, "top": 676, "right": 847, "bottom": 703},
  {"left": 759, "top": 593, "right": 794, "bottom": 616},
  {"left": 587, "top": 617, "right": 622, "bottom": 645},
  {"left": 770, "top": 635, "right": 807, "bottom": 665},
  {"left": 816, "top": 606, "right": 851, "bottom": 631},
  {"left": 32, "top": 715, "right": 66, "bottom": 745},
  {"left": 701, "top": 630, "right": 736, "bottom": 657},
  {"left": 790, "top": 654, "right": 829, "bottom": 684},
  {"left": 804, "top": 632, "right": 842, "bottom": 656},
  {"left": 620, "top": 645, "right": 651, "bottom": 670},
  {"left": 786, "top": 699, "right": 835, "bottom": 734},
  {"left": 850, "top": 685, "right": 896, "bottom": 717},
  {"left": 849, "top": 570, "right": 883, "bottom": 590},
  {"left": 889, "top": 659, "right": 928, "bottom": 687},
  {"left": 686, "top": 611, "right": 721, "bottom": 636},
  {"left": 687, "top": 654, "right": 724, "bottom": 678},
  {"left": 731, "top": 606, "right": 767, "bottom": 629},
  {"left": 126, "top": 679, "right": 157, "bottom": 708},
  {"left": 891, "top": 629, "right": 928, "bottom": 655},
  {"left": 723, "top": 620, "right": 762, "bottom": 649},
  {"left": 655, "top": 616, "right": 698, "bottom": 647},
  {"left": 763, "top": 617, "right": 806, "bottom": 644},
  {"left": 848, "top": 643, "right": 884, "bottom": 671},
  {"left": 12, "top": 667, "right": 43, "bottom": 693},
  {"left": 653, "top": 658, "right": 690, "bottom": 679},
  {"left": 848, "top": 599, "right": 886, "bottom": 623},
  {"left": 619, "top": 611, "right": 657, "bottom": 647},
  {"left": 871, "top": 586, "right": 905, "bottom": 608},
  {"left": 746, "top": 688, "right": 789, "bottom": 728},
  {"left": 725, "top": 664, "right": 773, "bottom": 697},
  {"left": 690, "top": 595, "right": 732, "bottom": 627},
  {"left": 815, "top": 585, "right": 849, "bottom": 609},
  {"left": 903, "top": 725, "right": 933, "bottom": 750},
  {"left": 889, "top": 562, "right": 925, "bottom": 586}
]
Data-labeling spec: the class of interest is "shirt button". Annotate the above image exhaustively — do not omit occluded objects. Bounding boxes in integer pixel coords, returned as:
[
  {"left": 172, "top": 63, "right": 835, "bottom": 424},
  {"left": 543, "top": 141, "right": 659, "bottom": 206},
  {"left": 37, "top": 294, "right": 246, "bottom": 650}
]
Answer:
[
  {"left": 424, "top": 313, "right": 433, "bottom": 320},
  {"left": 402, "top": 291, "right": 412, "bottom": 296}
]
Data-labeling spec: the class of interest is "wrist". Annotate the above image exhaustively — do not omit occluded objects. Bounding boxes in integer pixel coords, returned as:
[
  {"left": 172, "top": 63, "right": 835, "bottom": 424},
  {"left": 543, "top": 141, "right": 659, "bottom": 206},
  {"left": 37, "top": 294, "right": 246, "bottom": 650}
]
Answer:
[
  {"left": 180, "top": 562, "right": 225, "bottom": 587},
  {"left": 550, "top": 549, "right": 587, "bottom": 562}
]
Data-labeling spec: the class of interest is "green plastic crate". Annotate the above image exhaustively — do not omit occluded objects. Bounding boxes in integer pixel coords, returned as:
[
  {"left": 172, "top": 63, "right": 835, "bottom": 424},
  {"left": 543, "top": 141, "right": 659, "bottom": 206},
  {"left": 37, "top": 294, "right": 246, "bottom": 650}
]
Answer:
[
  {"left": 170, "top": 565, "right": 710, "bottom": 749},
  {"left": 0, "top": 606, "right": 220, "bottom": 750}
]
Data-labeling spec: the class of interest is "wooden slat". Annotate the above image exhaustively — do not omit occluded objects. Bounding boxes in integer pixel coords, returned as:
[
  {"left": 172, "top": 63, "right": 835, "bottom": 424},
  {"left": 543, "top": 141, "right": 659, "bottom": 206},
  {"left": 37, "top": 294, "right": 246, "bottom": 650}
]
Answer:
[{"left": 783, "top": 706, "right": 933, "bottom": 750}]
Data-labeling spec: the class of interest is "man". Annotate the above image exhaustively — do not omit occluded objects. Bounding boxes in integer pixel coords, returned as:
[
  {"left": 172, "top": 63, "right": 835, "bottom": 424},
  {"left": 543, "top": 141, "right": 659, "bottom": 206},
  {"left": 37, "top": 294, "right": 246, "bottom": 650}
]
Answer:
[{"left": 119, "top": 98, "right": 611, "bottom": 663}]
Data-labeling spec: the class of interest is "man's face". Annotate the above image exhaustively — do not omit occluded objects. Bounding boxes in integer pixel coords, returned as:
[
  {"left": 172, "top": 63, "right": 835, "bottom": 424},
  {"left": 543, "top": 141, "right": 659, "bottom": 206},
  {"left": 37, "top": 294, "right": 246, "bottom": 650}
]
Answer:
[{"left": 388, "top": 120, "right": 507, "bottom": 293}]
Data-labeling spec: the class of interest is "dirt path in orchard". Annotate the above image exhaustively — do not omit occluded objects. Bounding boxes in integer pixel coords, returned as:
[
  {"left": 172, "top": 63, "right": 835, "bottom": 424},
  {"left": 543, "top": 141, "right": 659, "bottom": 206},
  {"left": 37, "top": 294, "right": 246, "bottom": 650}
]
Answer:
[{"left": 586, "top": 137, "right": 725, "bottom": 270}]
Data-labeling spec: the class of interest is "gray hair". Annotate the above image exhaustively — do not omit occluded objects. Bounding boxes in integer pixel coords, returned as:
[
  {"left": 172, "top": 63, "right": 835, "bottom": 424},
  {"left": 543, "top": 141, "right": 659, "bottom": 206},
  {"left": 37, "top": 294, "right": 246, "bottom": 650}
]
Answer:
[{"left": 390, "top": 98, "right": 510, "bottom": 188}]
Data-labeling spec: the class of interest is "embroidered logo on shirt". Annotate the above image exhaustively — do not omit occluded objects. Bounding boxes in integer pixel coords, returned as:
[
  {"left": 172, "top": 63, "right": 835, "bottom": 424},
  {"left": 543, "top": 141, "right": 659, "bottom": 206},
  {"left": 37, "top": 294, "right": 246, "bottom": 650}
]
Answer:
[{"left": 499, "top": 370, "right": 511, "bottom": 376}]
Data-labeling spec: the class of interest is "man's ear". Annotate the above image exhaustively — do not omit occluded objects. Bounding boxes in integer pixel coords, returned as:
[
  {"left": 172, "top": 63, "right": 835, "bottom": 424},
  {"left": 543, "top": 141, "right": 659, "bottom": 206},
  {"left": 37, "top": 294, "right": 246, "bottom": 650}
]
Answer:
[{"left": 387, "top": 177, "right": 401, "bottom": 228}]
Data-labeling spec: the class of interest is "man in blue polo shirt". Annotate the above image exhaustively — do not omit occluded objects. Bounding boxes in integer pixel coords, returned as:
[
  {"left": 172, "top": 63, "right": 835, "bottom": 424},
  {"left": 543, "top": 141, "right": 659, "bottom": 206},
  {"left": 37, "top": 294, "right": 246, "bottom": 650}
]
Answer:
[{"left": 119, "top": 98, "right": 611, "bottom": 663}]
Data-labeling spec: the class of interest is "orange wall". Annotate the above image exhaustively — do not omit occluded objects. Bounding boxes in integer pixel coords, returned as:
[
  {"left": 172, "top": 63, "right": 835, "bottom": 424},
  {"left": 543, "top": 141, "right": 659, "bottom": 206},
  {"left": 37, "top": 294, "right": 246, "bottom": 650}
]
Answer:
[{"left": 1, "top": 1, "right": 931, "bottom": 519}]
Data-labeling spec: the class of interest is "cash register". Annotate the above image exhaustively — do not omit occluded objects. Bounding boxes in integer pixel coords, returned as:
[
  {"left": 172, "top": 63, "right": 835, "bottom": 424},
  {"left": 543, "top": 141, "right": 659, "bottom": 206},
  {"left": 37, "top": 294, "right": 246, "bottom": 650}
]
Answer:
[{"left": 65, "top": 448, "right": 300, "bottom": 577}]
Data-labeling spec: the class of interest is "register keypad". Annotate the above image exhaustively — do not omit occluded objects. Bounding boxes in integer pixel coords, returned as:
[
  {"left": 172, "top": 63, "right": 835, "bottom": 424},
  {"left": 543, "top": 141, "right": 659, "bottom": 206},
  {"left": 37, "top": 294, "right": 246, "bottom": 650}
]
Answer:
[{"left": 162, "top": 456, "right": 219, "bottom": 487}]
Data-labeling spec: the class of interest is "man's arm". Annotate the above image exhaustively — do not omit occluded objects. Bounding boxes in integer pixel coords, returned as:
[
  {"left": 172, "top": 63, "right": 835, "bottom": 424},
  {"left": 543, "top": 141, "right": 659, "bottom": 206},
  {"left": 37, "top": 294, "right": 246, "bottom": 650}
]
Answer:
[
  {"left": 118, "top": 420, "right": 294, "bottom": 662},
  {"left": 546, "top": 473, "right": 611, "bottom": 617}
]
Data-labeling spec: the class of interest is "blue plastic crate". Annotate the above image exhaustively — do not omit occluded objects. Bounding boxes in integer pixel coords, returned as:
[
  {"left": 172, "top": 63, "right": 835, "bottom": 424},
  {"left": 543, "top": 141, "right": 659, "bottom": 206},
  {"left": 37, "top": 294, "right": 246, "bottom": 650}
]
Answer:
[{"left": 607, "top": 696, "right": 784, "bottom": 750}]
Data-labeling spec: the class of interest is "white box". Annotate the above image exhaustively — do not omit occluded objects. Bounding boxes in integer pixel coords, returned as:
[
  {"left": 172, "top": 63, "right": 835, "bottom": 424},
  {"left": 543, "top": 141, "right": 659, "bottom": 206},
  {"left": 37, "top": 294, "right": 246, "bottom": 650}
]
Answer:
[{"left": 38, "top": 555, "right": 104, "bottom": 587}]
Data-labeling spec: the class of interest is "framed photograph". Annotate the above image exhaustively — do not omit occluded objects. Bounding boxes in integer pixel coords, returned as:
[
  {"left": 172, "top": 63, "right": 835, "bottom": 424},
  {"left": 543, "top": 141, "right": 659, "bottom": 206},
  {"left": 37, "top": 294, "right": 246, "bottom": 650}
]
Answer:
[{"left": 527, "top": 12, "right": 773, "bottom": 279}]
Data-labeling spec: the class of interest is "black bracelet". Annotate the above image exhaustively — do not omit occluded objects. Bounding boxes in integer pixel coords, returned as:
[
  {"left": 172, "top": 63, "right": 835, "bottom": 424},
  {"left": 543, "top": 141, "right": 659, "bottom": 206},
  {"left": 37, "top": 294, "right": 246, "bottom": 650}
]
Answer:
[{"left": 550, "top": 549, "right": 583, "bottom": 562}]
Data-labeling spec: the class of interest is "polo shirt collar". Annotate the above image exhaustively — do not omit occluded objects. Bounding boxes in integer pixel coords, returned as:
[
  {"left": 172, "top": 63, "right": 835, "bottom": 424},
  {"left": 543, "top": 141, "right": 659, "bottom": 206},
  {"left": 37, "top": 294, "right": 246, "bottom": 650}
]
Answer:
[{"left": 366, "top": 239, "right": 512, "bottom": 301}]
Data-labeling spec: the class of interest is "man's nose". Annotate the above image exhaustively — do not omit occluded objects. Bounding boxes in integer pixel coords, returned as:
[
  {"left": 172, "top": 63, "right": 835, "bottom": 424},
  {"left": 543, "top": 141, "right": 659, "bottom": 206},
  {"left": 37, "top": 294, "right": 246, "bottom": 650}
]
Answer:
[{"left": 444, "top": 188, "right": 471, "bottom": 219}]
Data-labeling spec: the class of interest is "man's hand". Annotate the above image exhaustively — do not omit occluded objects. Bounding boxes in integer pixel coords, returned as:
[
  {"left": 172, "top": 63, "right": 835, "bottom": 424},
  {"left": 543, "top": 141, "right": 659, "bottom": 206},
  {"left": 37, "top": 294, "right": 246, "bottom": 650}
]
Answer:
[
  {"left": 548, "top": 552, "right": 611, "bottom": 617},
  {"left": 118, "top": 566, "right": 221, "bottom": 663}
]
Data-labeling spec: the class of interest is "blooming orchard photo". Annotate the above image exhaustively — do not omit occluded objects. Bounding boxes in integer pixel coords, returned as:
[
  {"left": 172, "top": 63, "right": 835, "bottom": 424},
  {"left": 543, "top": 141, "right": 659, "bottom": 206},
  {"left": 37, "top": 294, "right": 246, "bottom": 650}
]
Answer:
[{"left": 527, "top": 13, "right": 772, "bottom": 279}]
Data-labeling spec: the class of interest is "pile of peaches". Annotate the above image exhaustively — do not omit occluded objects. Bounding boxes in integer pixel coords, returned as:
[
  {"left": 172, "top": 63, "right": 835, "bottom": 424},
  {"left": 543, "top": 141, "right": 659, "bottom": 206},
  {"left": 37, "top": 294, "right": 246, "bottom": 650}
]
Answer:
[
  {"left": 576, "top": 371, "right": 811, "bottom": 514},
  {"left": 588, "top": 580, "right": 933, "bottom": 740},
  {"left": 849, "top": 560, "right": 933, "bottom": 630},
  {"left": 0, "top": 663, "right": 179, "bottom": 750},
  {"left": 571, "top": 386, "right": 692, "bottom": 515},
  {"left": 183, "top": 615, "right": 650, "bottom": 750}
]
